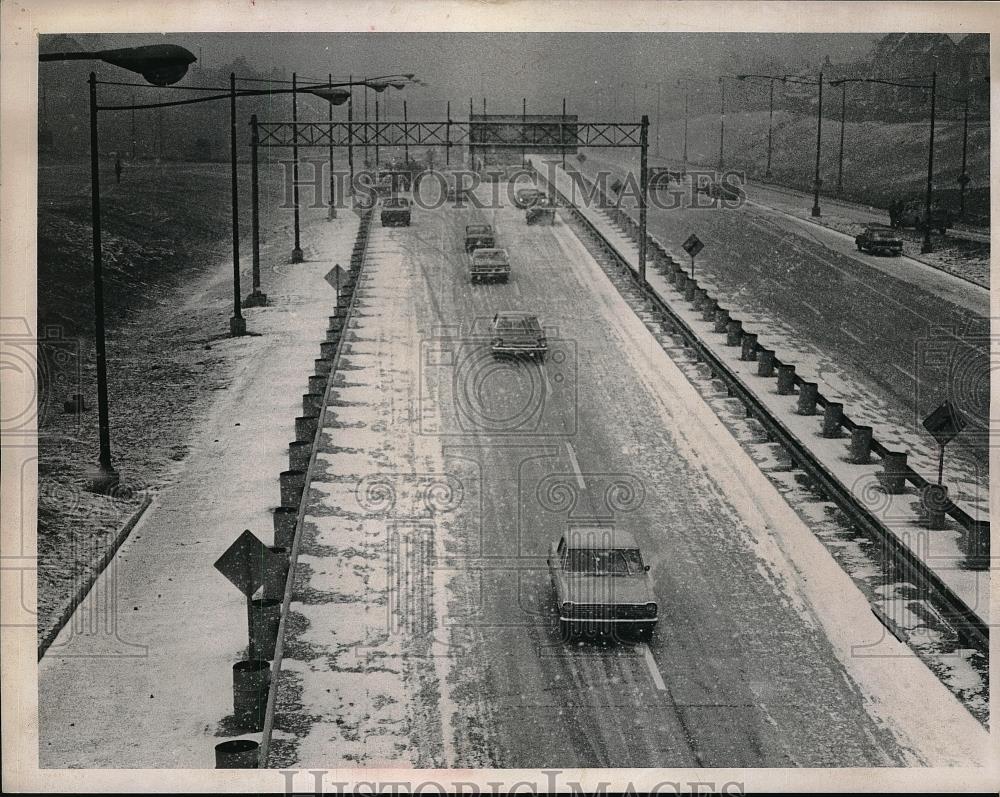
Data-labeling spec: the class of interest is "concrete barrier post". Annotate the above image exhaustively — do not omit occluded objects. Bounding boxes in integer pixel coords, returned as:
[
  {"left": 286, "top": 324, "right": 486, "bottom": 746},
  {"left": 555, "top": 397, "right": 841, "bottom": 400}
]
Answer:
[
  {"left": 302, "top": 393, "right": 324, "bottom": 417},
  {"left": 966, "top": 520, "right": 990, "bottom": 570},
  {"left": 320, "top": 340, "right": 339, "bottom": 361},
  {"left": 776, "top": 364, "right": 796, "bottom": 394},
  {"left": 881, "top": 451, "right": 908, "bottom": 494},
  {"left": 740, "top": 333, "right": 758, "bottom": 362},
  {"left": 247, "top": 598, "right": 282, "bottom": 660},
  {"left": 232, "top": 660, "right": 270, "bottom": 732},
  {"left": 684, "top": 279, "right": 698, "bottom": 302},
  {"left": 314, "top": 358, "right": 332, "bottom": 376},
  {"left": 288, "top": 440, "right": 312, "bottom": 471},
  {"left": 262, "top": 546, "right": 290, "bottom": 599},
  {"left": 701, "top": 298, "right": 718, "bottom": 322},
  {"left": 693, "top": 288, "right": 708, "bottom": 310},
  {"left": 725, "top": 319, "right": 743, "bottom": 347},
  {"left": 713, "top": 308, "right": 730, "bottom": 333},
  {"left": 215, "top": 738, "right": 261, "bottom": 768},
  {"left": 821, "top": 402, "right": 844, "bottom": 437},
  {"left": 279, "top": 468, "right": 306, "bottom": 507},
  {"left": 675, "top": 273, "right": 688, "bottom": 295},
  {"left": 294, "top": 415, "right": 318, "bottom": 442},
  {"left": 308, "top": 374, "right": 327, "bottom": 396},
  {"left": 757, "top": 348, "right": 775, "bottom": 377},
  {"left": 921, "top": 484, "right": 950, "bottom": 530},
  {"left": 849, "top": 425, "right": 873, "bottom": 464},
  {"left": 797, "top": 382, "right": 818, "bottom": 414},
  {"left": 272, "top": 506, "right": 298, "bottom": 549}
]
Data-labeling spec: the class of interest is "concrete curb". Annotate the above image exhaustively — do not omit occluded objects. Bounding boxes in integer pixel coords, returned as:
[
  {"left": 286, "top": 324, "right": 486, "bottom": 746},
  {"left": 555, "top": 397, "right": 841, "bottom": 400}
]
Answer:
[{"left": 37, "top": 493, "right": 154, "bottom": 660}]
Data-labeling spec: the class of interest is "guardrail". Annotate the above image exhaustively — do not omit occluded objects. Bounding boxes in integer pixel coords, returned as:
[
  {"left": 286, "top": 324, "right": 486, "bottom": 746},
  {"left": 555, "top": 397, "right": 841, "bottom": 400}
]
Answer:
[{"left": 532, "top": 160, "right": 988, "bottom": 652}]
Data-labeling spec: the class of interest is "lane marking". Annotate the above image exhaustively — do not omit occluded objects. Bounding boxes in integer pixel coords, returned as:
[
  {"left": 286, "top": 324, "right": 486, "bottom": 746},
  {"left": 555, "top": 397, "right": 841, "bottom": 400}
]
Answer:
[
  {"left": 641, "top": 643, "right": 667, "bottom": 692},
  {"left": 564, "top": 441, "right": 586, "bottom": 489},
  {"left": 891, "top": 362, "right": 916, "bottom": 381},
  {"left": 800, "top": 300, "right": 821, "bottom": 316},
  {"left": 842, "top": 327, "right": 867, "bottom": 347}
]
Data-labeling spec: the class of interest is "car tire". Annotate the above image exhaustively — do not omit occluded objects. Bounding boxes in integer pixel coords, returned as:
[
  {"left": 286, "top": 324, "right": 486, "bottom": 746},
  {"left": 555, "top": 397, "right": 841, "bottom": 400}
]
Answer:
[{"left": 856, "top": 242, "right": 863, "bottom": 251}]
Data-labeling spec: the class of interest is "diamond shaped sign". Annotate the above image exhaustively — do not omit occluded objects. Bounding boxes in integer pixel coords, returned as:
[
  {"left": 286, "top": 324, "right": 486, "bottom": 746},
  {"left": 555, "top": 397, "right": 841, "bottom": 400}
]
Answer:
[
  {"left": 324, "top": 264, "right": 347, "bottom": 292},
  {"left": 922, "top": 400, "right": 967, "bottom": 446},
  {"left": 214, "top": 529, "right": 282, "bottom": 597},
  {"left": 682, "top": 233, "right": 704, "bottom": 258}
]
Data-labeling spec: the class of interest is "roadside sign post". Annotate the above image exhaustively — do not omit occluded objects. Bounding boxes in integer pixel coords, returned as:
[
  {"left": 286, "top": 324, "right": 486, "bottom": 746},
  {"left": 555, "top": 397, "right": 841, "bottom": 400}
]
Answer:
[
  {"left": 682, "top": 233, "right": 704, "bottom": 279},
  {"left": 922, "top": 400, "right": 967, "bottom": 485},
  {"left": 324, "top": 264, "right": 347, "bottom": 305}
]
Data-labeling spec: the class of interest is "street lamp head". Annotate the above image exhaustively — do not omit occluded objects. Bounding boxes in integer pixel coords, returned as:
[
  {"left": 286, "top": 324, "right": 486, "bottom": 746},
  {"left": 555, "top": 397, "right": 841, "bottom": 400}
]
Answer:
[
  {"left": 307, "top": 86, "right": 352, "bottom": 105},
  {"left": 366, "top": 80, "right": 390, "bottom": 93},
  {"left": 99, "top": 44, "right": 196, "bottom": 86}
]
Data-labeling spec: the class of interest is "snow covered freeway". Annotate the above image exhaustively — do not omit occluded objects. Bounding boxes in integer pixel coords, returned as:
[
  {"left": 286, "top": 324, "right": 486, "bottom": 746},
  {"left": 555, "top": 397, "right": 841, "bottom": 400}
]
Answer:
[{"left": 265, "top": 182, "right": 986, "bottom": 768}]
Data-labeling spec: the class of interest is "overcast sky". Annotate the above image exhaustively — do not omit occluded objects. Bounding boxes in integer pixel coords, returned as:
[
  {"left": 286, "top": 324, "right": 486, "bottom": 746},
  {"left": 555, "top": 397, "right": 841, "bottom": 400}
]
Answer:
[{"left": 86, "top": 32, "right": 883, "bottom": 118}]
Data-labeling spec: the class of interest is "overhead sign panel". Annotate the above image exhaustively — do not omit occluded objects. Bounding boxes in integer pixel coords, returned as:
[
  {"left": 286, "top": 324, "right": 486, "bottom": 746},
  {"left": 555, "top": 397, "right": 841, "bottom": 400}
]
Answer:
[{"left": 469, "top": 113, "right": 578, "bottom": 154}]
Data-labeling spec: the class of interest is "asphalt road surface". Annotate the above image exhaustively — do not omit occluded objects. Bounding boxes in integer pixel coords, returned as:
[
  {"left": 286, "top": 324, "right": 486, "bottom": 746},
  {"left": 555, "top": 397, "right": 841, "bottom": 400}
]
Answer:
[
  {"left": 572, "top": 153, "right": 990, "bottom": 492},
  {"left": 276, "top": 185, "right": 983, "bottom": 768}
]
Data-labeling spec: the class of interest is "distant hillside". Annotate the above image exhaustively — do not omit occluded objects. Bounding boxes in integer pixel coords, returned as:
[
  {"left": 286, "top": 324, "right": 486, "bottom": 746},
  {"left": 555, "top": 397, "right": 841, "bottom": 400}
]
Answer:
[{"left": 658, "top": 110, "right": 990, "bottom": 226}]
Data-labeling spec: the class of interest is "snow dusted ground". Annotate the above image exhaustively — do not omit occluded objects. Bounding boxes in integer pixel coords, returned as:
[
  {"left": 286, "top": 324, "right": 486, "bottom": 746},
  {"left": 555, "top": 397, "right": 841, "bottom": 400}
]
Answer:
[{"left": 37, "top": 211, "right": 360, "bottom": 768}]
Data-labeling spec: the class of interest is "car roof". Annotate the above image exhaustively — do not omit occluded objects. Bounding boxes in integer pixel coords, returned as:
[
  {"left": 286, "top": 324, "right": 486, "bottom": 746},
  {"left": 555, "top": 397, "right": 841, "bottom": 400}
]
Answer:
[
  {"left": 563, "top": 527, "right": 640, "bottom": 549},
  {"left": 494, "top": 310, "right": 537, "bottom": 319}
]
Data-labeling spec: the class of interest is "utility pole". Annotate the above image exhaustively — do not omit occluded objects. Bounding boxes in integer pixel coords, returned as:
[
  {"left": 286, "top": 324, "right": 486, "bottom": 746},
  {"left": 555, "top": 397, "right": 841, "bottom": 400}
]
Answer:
[
  {"left": 683, "top": 90, "right": 689, "bottom": 172},
  {"left": 291, "top": 72, "right": 303, "bottom": 262},
  {"left": 920, "top": 70, "right": 937, "bottom": 254},
  {"left": 655, "top": 82, "right": 661, "bottom": 157},
  {"left": 811, "top": 71, "right": 823, "bottom": 217},
  {"left": 328, "top": 73, "right": 336, "bottom": 220}
]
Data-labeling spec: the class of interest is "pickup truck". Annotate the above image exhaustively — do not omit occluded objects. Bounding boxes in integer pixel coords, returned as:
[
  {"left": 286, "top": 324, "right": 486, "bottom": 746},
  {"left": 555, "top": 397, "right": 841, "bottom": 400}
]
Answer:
[
  {"left": 548, "top": 527, "right": 657, "bottom": 641},
  {"left": 490, "top": 311, "right": 547, "bottom": 360},
  {"left": 380, "top": 196, "right": 411, "bottom": 227},
  {"left": 465, "top": 223, "right": 496, "bottom": 252},
  {"left": 855, "top": 224, "right": 903, "bottom": 256},
  {"left": 469, "top": 248, "right": 511, "bottom": 283},
  {"left": 526, "top": 195, "right": 556, "bottom": 225}
]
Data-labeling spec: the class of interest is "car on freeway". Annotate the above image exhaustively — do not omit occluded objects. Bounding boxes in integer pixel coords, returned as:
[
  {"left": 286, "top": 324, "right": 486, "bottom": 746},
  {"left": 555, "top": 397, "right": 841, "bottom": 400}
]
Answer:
[
  {"left": 854, "top": 224, "right": 903, "bottom": 256},
  {"left": 525, "top": 195, "right": 556, "bottom": 225},
  {"left": 469, "top": 248, "right": 511, "bottom": 283},
  {"left": 891, "top": 200, "right": 954, "bottom": 235},
  {"left": 513, "top": 187, "right": 542, "bottom": 209},
  {"left": 548, "top": 527, "right": 658, "bottom": 642},
  {"left": 698, "top": 178, "right": 745, "bottom": 202},
  {"left": 380, "top": 196, "right": 412, "bottom": 227},
  {"left": 490, "top": 311, "right": 547, "bottom": 360},
  {"left": 465, "top": 223, "right": 496, "bottom": 252}
]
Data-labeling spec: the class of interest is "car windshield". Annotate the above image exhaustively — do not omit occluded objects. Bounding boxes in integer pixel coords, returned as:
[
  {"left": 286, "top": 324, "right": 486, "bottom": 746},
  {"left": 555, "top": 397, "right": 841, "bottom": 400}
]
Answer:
[
  {"left": 566, "top": 548, "right": 643, "bottom": 575},
  {"left": 468, "top": 226, "right": 491, "bottom": 235},
  {"left": 475, "top": 250, "right": 507, "bottom": 263},
  {"left": 385, "top": 198, "right": 407, "bottom": 208},
  {"left": 496, "top": 316, "right": 537, "bottom": 332}
]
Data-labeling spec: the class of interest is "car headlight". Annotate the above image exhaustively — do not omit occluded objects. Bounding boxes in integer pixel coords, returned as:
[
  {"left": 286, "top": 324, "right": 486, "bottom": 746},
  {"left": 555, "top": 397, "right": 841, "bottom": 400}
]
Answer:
[
  {"left": 562, "top": 601, "right": 574, "bottom": 613},
  {"left": 493, "top": 338, "right": 503, "bottom": 347},
  {"left": 645, "top": 602, "right": 657, "bottom": 615}
]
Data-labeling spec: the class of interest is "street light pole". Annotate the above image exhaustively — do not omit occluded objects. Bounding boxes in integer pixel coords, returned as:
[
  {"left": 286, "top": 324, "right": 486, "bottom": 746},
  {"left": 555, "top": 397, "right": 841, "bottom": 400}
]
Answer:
[
  {"left": 920, "top": 70, "right": 937, "bottom": 254},
  {"left": 718, "top": 77, "right": 726, "bottom": 171},
  {"left": 229, "top": 73, "right": 246, "bottom": 335},
  {"left": 347, "top": 76, "right": 355, "bottom": 194},
  {"left": 291, "top": 72, "right": 303, "bottom": 263},
  {"left": 837, "top": 80, "right": 846, "bottom": 193},
  {"left": 403, "top": 99, "right": 409, "bottom": 165},
  {"left": 811, "top": 71, "right": 823, "bottom": 217},
  {"left": 683, "top": 89, "right": 689, "bottom": 172},
  {"left": 375, "top": 97, "right": 380, "bottom": 173},
  {"left": 765, "top": 79, "right": 774, "bottom": 180},
  {"left": 328, "top": 73, "right": 337, "bottom": 220},
  {"left": 246, "top": 113, "right": 266, "bottom": 307},
  {"left": 655, "top": 82, "right": 661, "bottom": 157},
  {"left": 87, "top": 73, "right": 119, "bottom": 491},
  {"left": 958, "top": 95, "right": 969, "bottom": 219}
]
